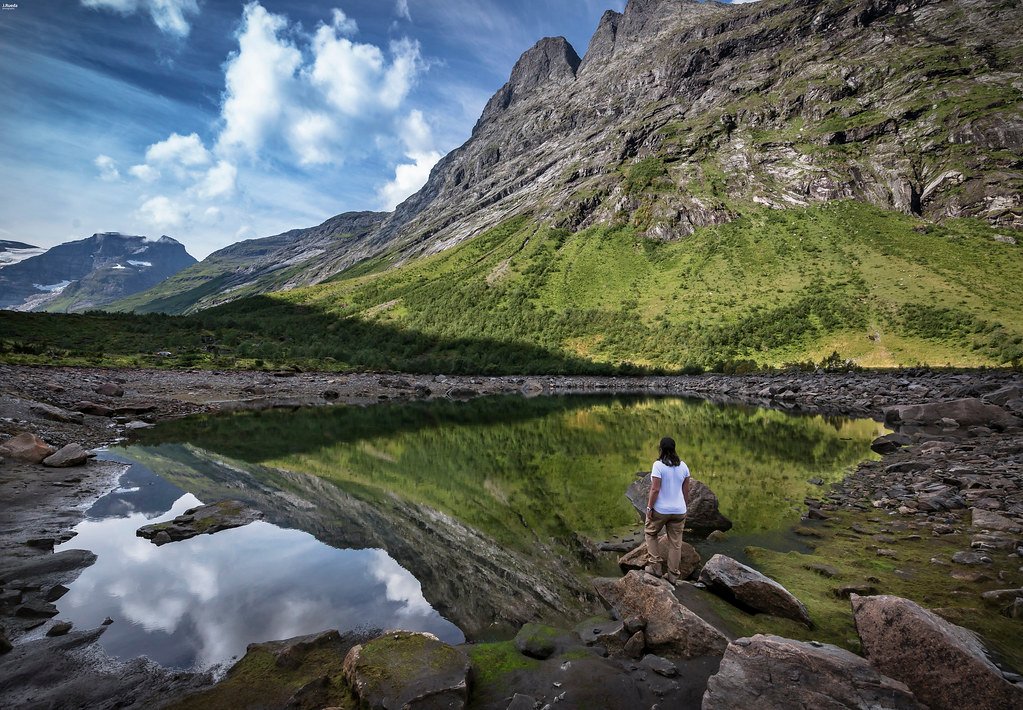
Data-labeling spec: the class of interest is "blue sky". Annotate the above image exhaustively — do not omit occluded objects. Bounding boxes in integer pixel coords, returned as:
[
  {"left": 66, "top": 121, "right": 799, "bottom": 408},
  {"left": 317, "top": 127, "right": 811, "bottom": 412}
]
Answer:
[{"left": 0, "top": 0, "right": 752, "bottom": 259}]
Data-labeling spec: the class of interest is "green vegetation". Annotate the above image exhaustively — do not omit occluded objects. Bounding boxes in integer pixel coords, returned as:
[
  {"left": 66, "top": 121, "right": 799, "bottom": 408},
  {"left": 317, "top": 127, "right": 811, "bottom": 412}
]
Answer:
[
  {"left": 700, "top": 511, "right": 1023, "bottom": 671},
  {"left": 130, "top": 396, "right": 881, "bottom": 548},
  {"left": 167, "top": 642, "right": 357, "bottom": 710},
  {"left": 467, "top": 641, "right": 540, "bottom": 686},
  {"left": 2, "top": 202, "right": 1020, "bottom": 372}
]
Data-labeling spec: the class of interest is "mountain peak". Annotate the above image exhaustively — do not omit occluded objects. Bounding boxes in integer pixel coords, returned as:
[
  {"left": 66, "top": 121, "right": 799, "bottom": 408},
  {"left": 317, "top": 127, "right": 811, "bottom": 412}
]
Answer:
[
  {"left": 618, "top": 0, "right": 725, "bottom": 43},
  {"left": 477, "top": 36, "right": 581, "bottom": 128},
  {"left": 579, "top": 9, "right": 623, "bottom": 74}
]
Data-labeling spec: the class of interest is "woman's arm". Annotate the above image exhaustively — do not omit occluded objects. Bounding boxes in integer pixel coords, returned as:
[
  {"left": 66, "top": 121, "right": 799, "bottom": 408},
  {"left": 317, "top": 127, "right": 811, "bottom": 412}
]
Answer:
[
  {"left": 646, "top": 476, "right": 661, "bottom": 519},
  {"left": 682, "top": 476, "right": 691, "bottom": 508}
]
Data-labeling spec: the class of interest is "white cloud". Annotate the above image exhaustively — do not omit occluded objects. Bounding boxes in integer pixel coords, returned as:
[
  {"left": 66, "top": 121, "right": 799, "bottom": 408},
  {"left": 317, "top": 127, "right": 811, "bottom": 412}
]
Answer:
[
  {"left": 94, "top": 154, "right": 120, "bottom": 181},
  {"left": 377, "top": 110, "right": 441, "bottom": 210},
  {"left": 308, "top": 20, "right": 422, "bottom": 117},
  {"left": 80, "top": 0, "right": 200, "bottom": 37},
  {"left": 216, "top": 3, "right": 302, "bottom": 156},
  {"left": 288, "top": 112, "right": 340, "bottom": 166},
  {"left": 395, "top": 0, "right": 411, "bottom": 22},
  {"left": 138, "top": 195, "right": 184, "bottom": 229},
  {"left": 129, "top": 164, "right": 160, "bottom": 182},
  {"left": 194, "top": 160, "right": 237, "bottom": 200},
  {"left": 145, "top": 132, "right": 210, "bottom": 167}
]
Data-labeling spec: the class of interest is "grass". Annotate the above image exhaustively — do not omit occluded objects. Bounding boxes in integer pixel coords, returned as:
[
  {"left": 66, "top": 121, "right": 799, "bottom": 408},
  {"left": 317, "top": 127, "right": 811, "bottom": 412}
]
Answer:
[
  {"left": 1, "top": 202, "right": 1021, "bottom": 373},
  {"left": 698, "top": 510, "right": 1023, "bottom": 671}
]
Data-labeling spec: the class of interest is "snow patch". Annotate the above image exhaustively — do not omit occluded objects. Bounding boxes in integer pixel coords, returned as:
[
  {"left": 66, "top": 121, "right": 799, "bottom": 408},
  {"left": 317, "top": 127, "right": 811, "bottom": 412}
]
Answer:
[
  {"left": 32, "top": 280, "right": 72, "bottom": 293},
  {"left": 127, "top": 260, "right": 152, "bottom": 267},
  {"left": 111, "top": 263, "right": 127, "bottom": 270},
  {"left": 0, "top": 246, "right": 47, "bottom": 268}
]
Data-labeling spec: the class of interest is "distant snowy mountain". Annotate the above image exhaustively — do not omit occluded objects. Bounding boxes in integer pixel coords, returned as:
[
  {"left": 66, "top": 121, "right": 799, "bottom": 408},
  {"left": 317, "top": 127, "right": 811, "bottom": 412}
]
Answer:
[
  {"left": 0, "top": 240, "right": 46, "bottom": 268},
  {"left": 0, "top": 233, "right": 197, "bottom": 312}
]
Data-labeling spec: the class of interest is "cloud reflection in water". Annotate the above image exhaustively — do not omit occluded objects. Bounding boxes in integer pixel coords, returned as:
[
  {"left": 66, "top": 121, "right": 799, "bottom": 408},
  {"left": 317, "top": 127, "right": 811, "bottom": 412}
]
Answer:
[{"left": 56, "top": 487, "right": 462, "bottom": 671}]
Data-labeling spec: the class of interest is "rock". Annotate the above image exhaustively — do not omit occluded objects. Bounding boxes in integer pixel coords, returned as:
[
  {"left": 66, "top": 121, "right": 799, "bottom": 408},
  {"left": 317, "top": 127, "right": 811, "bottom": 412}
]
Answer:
[
  {"left": 640, "top": 654, "right": 677, "bottom": 677},
  {"left": 971, "top": 508, "right": 1021, "bottom": 533},
  {"left": 16, "top": 600, "right": 59, "bottom": 618},
  {"left": 626, "top": 474, "right": 732, "bottom": 536},
  {"left": 702, "top": 634, "right": 924, "bottom": 710},
  {"left": 44, "top": 584, "right": 69, "bottom": 602},
  {"left": 102, "top": 617, "right": 114, "bottom": 625},
  {"left": 851, "top": 594, "right": 1023, "bottom": 710},
  {"left": 320, "top": 389, "right": 340, "bottom": 400},
  {"left": 883, "top": 398, "right": 1022, "bottom": 431},
  {"left": 952, "top": 550, "right": 993, "bottom": 565},
  {"left": 623, "top": 630, "right": 645, "bottom": 659},
  {"left": 698, "top": 554, "right": 813, "bottom": 627},
  {"left": 136, "top": 500, "right": 262, "bottom": 545},
  {"left": 42, "top": 443, "right": 90, "bottom": 468},
  {"left": 507, "top": 694, "right": 536, "bottom": 710},
  {"left": 0, "top": 432, "right": 56, "bottom": 463},
  {"left": 124, "top": 420, "right": 153, "bottom": 430},
  {"left": 617, "top": 539, "right": 700, "bottom": 578},
  {"left": 95, "top": 382, "right": 124, "bottom": 397},
  {"left": 46, "top": 621, "right": 73, "bottom": 636},
  {"left": 251, "top": 629, "right": 344, "bottom": 670},
  {"left": 981, "top": 385, "right": 1023, "bottom": 406},
  {"left": 592, "top": 571, "right": 727, "bottom": 658},
  {"left": 0, "top": 629, "right": 10, "bottom": 654},
  {"left": 514, "top": 622, "right": 559, "bottom": 659},
  {"left": 25, "top": 537, "right": 55, "bottom": 550},
  {"left": 979, "top": 588, "right": 1023, "bottom": 605},
  {"left": 623, "top": 615, "right": 646, "bottom": 634},
  {"left": 29, "top": 402, "right": 84, "bottom": 424},
  {"left": 833, "top": 584, "right": 878, "bottom": 598},
  {"left": 871, "top": 433, "right": 911, "bottom": 454},
  {"left": 74, "top": 401, "right": 114, "bottom": 417},
  {"left": 0, "top": 549, "right": 96, "bottom": 581},
  {"left": 343, "top": 631, "right": 470, "bottom": 710},
  {"left": 971, "top": 531, "right": 1020, "bottom": 551},
  {"left": 706, "top": 530, "right": 727, "bottom": 542},
  {"left": 803, "top": 563, "right": 839, "bottom": 578}
]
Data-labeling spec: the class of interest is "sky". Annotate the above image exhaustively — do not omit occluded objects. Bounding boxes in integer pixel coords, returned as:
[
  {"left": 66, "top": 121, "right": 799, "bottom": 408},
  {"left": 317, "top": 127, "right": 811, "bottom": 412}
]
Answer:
[{"left": 0, "top": 0, "right": 754, "bottom": 259}]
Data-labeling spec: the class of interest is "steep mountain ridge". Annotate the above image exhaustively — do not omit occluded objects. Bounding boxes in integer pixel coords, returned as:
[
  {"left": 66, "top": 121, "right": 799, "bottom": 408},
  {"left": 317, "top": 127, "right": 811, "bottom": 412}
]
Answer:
[
  {"left": 112, "top": 211, "right": 386, "bottom": 314},
  {"left": 121, "top": 0, "right": 1022, "bottom": 316},
  {"left": 0, "top": 233, "right": 196, "bottom": 312}
]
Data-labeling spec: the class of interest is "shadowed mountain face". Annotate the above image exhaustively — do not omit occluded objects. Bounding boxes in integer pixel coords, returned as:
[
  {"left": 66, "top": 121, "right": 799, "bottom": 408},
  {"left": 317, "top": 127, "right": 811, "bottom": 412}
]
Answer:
[
  {"left": 119, "top": 0, "right": 1023, "bottom": 316},
  {"left": 0, "top": 233, "right": 196, "bottom": 312}
]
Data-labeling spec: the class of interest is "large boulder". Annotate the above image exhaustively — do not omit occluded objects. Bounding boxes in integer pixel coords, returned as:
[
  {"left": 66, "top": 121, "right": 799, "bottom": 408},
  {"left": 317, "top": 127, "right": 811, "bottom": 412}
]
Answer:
[
  {"left": 0, "top": 433, "right": 56, "bottom": 464},
  {"left": 618, "top": 539, "right": 701, "bottom": 578},
  {"left": 702, "top": 634, "right": 924, "bottom": 710},
  {"left": 698, "top": 554, "right": 812, "bottom": 627},
  {"left": 513, "top": 622, "right": 559, "bottom": 659},
  {"left": 626, "top": 474, "right": 732, "bottom": 536},
  {"left": 971, "top": 508, "right": 1021, "bottom": 533},
  {"left": 851, "top": 594, "right": 1023, "bottom": 710},
  {"left": 343, "top": 630, "right": 470, "bottom": 709},
  {"left": 883, "top": 398, "right": 1022, "bottom": 430},
  {"left": 981, "top": 385, "right": 1023, "bottom": 406},
  {"left": 592, "top": 571, "right": 728, "bottom": 658},
  {"left": 42, "top": 443, "right": 90, "bottom": 468},
  {"left": 136, "top": 500, "right": 262, "bottom": 545}
]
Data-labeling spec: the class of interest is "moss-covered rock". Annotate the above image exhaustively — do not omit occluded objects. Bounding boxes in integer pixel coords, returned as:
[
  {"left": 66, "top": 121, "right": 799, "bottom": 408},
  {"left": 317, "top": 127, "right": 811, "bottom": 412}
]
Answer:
[
  {"left": 343, "top": 630, "right": 470, "bottom": 709},
  {"left": 513, "top": 623, "right": 561, "bottom": 659}
]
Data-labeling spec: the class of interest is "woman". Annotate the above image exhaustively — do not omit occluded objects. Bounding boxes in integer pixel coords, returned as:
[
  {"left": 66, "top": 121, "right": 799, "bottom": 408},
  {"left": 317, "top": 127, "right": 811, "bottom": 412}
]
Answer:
[{"left": 644, "top": 436, "right": 691, "bottom": 585}]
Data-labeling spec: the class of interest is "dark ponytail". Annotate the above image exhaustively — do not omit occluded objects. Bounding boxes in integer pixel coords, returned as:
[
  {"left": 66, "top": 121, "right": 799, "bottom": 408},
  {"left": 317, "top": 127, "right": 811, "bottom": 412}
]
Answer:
[{"left": 658, "top": 436, "right": 680, "bottom": 467}]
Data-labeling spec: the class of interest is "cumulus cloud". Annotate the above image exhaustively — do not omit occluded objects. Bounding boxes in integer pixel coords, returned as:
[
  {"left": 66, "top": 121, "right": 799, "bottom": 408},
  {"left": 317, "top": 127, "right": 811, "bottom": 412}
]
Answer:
[
  {"left": 377, "top": 110, "right": 441, "bottom": 210},
  {"left": 139, "top": 195, "right": 184, "bottom": 229},
  {"left": 94, "top": 154, "right": 120, "bottom": 181},
  {"left": 216, "top": 3, "right": 302, "bottom": 156},
  {"left": 218, "top": 3, "right": 422, "bottom": 163},
  {"left": 80, "top": 0, "right": 200, "bottom": 37},
  {"left": 145, "top": 132, "right": 210, "bottom": 167},
  {"left": 194, "top": 160, "right": 237, "bottom": 199},
  {"left": 129, "top": 163, "right": 160, "bottom": 182}
]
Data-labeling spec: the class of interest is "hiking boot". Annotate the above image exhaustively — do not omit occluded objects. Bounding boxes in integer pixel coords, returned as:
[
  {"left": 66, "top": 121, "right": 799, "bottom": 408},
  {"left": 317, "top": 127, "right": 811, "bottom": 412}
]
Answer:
[{"left": 643, "top": 564, "right": 662, "bottom": 577}]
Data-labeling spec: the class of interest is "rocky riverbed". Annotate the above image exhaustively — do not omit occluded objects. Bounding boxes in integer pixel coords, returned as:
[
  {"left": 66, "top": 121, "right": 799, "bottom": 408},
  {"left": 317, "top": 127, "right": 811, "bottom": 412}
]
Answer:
[{"left": 1, "top": 364, "right": 1021, "bottom": 708}]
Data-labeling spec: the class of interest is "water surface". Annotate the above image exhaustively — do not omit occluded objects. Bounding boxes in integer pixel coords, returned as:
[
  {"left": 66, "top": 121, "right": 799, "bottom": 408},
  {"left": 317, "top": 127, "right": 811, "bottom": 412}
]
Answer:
[{"left": 56, "top": 395, "right": 883, "bottom": 671}]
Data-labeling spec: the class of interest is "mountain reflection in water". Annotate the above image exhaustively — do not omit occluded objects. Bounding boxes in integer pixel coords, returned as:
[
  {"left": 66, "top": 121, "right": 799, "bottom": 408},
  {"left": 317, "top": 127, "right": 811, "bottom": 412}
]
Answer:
[{"left": 56, "top": 395, "right": 882, "bottom": 671}]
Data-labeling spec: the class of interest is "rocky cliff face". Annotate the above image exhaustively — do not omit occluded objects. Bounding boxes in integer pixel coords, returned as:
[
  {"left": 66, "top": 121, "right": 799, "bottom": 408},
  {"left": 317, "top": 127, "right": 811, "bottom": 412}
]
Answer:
[
  {"left": 0, "top": 233, "right": 196, "bottom": 312},
  {"left": 124, "top": 0, "right": 1022, "bottom": 314},
  {"left": 371, "top": 0, "right": 1021, "bottom": 260}
]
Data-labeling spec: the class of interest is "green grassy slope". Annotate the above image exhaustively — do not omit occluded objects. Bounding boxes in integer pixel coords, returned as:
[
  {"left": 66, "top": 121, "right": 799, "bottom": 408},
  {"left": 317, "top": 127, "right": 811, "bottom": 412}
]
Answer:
[{"left": 1, "top": 202, "right": 1020, "bottom": 372}]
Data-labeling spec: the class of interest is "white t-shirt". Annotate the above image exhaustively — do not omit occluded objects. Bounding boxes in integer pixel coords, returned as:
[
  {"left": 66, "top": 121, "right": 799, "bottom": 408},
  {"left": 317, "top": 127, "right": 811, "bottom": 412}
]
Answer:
[{"left": 651, "top": 460, "right": 690, "bottom": 515}]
